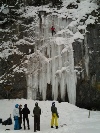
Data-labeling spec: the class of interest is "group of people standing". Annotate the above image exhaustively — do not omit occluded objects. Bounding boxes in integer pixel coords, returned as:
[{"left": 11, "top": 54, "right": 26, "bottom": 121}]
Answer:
[
  {"left": 13, "top": 104, "right": 30, "bottom": 130},
  {"left": 13, "top": 102, "right": 59, "bottom": 132}
]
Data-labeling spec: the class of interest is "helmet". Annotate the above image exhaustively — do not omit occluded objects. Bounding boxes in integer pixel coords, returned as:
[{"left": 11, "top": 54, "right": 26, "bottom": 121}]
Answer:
[
  {"left": 24, "top": 104, "right": 27, "bottom": 108},
  {"left": 15, "top": 104, "right": 19, "bottom": 108},
  {"left": 35, "top": 102, "right": 38, "bottom": 107},
  {"left": 19, "top": 104, "right": 22, "bottom": 108},
  {"left": 52, "top": 102, "right": 55, "bottom": 106}
]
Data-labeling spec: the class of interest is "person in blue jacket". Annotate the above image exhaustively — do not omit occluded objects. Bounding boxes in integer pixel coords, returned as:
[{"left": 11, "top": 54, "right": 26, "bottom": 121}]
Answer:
[{"left": 13, "top": 104, "right": 19, "bottom": 130}]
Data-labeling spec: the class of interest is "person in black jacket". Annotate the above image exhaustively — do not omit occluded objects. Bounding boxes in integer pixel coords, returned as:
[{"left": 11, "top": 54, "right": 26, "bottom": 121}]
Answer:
[
  {"left": 33, "top": 102, "right": 41, "bottom": 132},
  {"left": 22, "top": 104, "right": 30, "bottom": 130},
  {"left": 19, "top": 104, "right": 22, "bottom": 129},
  {"left": 51, "top": 102, "right": 59, "bottom": 129}
]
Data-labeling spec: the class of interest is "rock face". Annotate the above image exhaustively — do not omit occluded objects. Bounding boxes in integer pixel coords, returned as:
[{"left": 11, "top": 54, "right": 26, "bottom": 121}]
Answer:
[
  {"left": 76, "top": 24, "right": 100, "bottom": 110},
  {"left": 0, "top": 1, "right": 100, "bottom": 110}
]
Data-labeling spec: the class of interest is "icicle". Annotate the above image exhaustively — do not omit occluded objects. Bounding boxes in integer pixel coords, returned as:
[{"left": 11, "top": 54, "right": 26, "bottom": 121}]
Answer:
[
  {"left": 35, "top": 72, "right": 38, "bottom": 90},
  {"left": 39, "top": 70, "right": 43, "bottom": 95},
  {"left": 40, "top": 68, "right": 44, "bottom": 95},
  {"left": 42, "top": 72, "right": 46, "bottom": 100},
  {"left": 54, "top": 76, "right": 58, "bottom": 100},
  {"left": 47, "top": 43, "right": 51, "bottom": 58},
  {"left": 58, "top": 45, "right": 62, "bottom": 69},
  {"left": 51, "top": 58, "right": 56, "bottom": 98},
  {"left": 66, "top": 72, "right": 72, "bottom": 104},
  {"left": 32, "top": 73, "right": 37, "bottom": 100},
  {"left": 27, "top": 74, "right": 32, "bottom": 99},
  {"left": 60, "top": 72, "right": 65, "bottom": 100},
  {"left": 41, "top": 62, "right": 47, "bottom": 100},
  {"left": 66, "top": 18, "right": 72, "bottom": 26},
  {"left": 47, "top": 62, "right": 50, "bottom": 84},
  {"left": 55, "top": 56, "right": 58, "bottom": 73},
  {"left": 57, "top": 17, "right": 60, "bottom": 33},
  {"left": 51, "top": 42, "right": 56, "bottom": 98},
  {"left": 65, "top": 43, "right": 76, "bottom": 105}
]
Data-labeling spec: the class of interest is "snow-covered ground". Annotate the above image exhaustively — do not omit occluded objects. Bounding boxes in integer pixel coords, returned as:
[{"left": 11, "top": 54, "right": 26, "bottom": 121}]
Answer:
[{"left": 0, "top": 99, "right": 100, "bottom": 133}]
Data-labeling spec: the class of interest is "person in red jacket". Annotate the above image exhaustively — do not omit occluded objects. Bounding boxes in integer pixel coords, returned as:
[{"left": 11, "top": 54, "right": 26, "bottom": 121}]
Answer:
[{"left": 51, "top": 26, "right": 56, "bottom": 36}]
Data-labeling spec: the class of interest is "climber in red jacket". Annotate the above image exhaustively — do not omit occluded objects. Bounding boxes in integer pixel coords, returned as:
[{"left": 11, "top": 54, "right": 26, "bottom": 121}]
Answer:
[{"left": 51, "top": 26, "right": 56, "bottom": 36}]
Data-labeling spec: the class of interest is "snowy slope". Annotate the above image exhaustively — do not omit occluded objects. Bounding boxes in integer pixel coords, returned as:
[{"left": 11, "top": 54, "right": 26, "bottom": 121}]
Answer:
[{"left": 0, "top": 99, "right": 100, "bottom": 133}]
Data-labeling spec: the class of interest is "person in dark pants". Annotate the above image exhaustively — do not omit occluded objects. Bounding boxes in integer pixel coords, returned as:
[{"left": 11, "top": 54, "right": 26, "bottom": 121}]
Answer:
[
  {"left": 51, "top": 26, "right": 56, "bottom": 36},
  {"left": 19, "top": 104, "right": 22, "bottom": 129},
  {"left": 22, "top": 104, "right": 30, "bottom": 130},
  {"left": 33, "top": 102, "right": 41, "bottom": 132}
]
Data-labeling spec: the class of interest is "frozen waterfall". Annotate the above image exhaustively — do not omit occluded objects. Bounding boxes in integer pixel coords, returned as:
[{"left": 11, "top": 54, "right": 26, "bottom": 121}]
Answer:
[{"left": 25, "top": 11, "right": 77, "bottom": 105}]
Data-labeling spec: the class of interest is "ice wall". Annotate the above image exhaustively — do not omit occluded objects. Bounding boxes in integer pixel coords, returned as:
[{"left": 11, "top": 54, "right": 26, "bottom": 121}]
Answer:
[{"left": 26, "top": 11, "right": 77, "bottom": 105}]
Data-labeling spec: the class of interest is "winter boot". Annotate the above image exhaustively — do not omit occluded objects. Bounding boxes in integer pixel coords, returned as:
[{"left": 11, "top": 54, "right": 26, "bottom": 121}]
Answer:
[
  {"left": 56, "top": 126, "right": 58, "bottom": 129},
  {"left": 28, "top": 126, "right": 30, "bottom": 130}
]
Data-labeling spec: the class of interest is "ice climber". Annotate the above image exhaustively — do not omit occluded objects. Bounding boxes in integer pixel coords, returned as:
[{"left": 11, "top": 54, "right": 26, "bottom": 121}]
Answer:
[
  {"left": 13, "top": 104, "right": 19, "bottom": 130},
  {"left": 51, "top": 26, "right": 56, "bottom": 36},
  {"left": 33, "top": 102, "right": 41, "bottom": 132},
  {"left": 51, "top": 102, "right": 59, "bottom": 129},
  {"left": 22, "top": 104, "right": 30, "bottom": 130}
]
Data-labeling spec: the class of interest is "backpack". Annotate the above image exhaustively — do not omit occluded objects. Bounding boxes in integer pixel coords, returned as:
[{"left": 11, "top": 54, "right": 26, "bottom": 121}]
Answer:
[{"left": 2, "top": 118, "right": 12, "bottom": 125}]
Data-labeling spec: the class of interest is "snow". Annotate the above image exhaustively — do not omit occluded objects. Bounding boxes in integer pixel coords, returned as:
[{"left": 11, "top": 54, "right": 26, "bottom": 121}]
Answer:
[
  {"left": 0, "top": 4, "right": 9, "bottom": 14},
  {"left": 16, "top": 39, "right": 33, "bottom": 45},
  {"left": 0, "top": 99, "right": 100, "bottom": 133},
  {"left": 53, "top": 37, "right": 66, "bottom": 46},
  {"left": 0, "top": 18, "right": 7, "bottom": 24},
  {"left": 2, "top": 7, "right": 9, "bottom": 14},
  {"left": 73, "top": 31, "right": 84, "bottom": 40}
]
